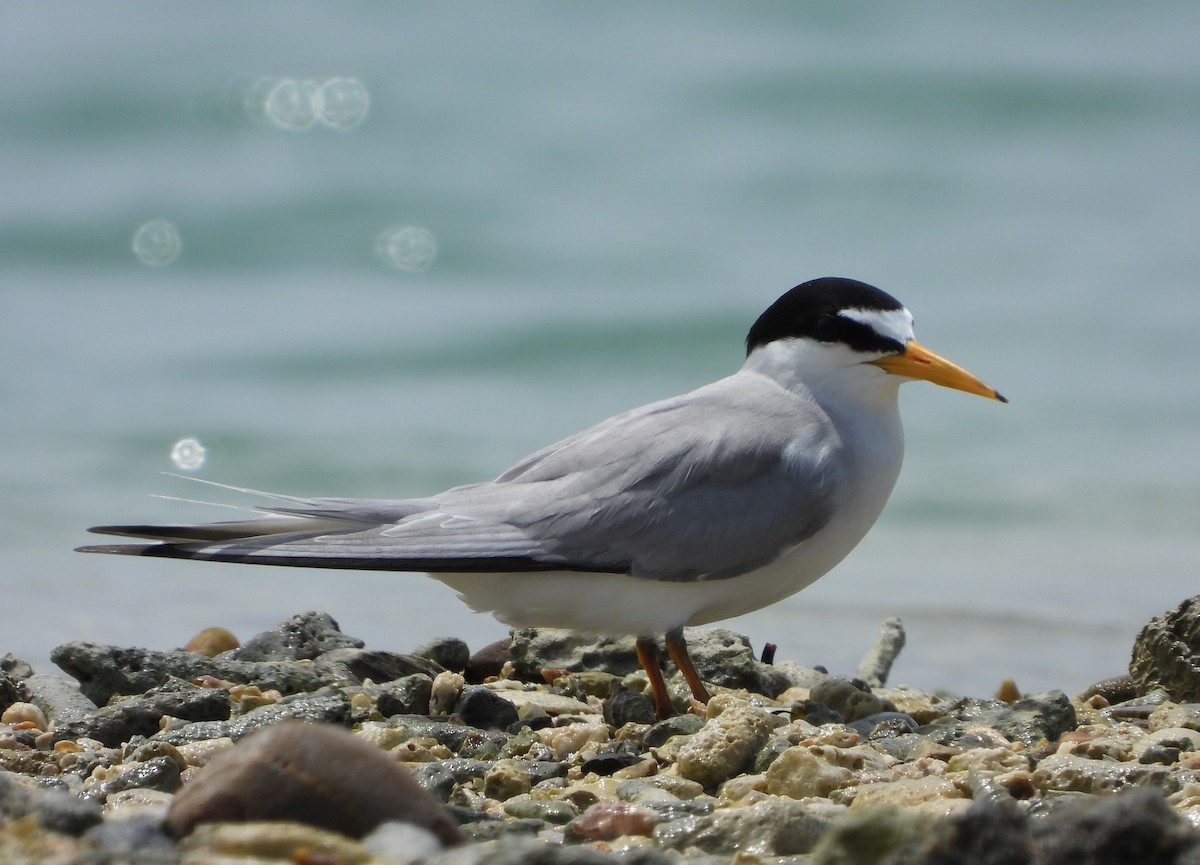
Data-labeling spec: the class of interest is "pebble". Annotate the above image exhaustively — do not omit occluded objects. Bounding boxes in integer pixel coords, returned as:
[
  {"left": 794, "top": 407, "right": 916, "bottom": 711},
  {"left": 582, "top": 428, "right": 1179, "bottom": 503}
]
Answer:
[
  {"left": 765, "top": 745, "right": 855, "bottom": 798},
  {"left": 2, "top": 702, "right": 48, "bottom": 730},
  {"left": 3, "top": 609, "right": 1200, "bottom": 862},
  {"left": 165, "top": 719, "right": 463, "bottom": 845},
  {"left": 182, "top": 626, "right": 239, "bottom": 657},
  {"left": 674, "top": 695, "right": 773, "bottom": 787},
  {"left": 223, "top": 610, "right": 361, "bottom": 661}
]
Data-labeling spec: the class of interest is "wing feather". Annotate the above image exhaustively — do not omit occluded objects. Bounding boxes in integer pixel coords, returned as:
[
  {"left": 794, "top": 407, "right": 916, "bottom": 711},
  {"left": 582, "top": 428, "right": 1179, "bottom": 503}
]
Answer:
[{"left": 80, "top": 372, "right": 841, "bottom": 581}]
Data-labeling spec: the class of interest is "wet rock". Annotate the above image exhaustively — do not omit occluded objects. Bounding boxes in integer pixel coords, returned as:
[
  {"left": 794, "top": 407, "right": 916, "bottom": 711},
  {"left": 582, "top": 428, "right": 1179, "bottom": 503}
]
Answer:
[
  {"left": 1150, "top": 702, "right": 1200, "bottom": 733},
  {"left": 374, "top": 673, "right": 433, "bottom": 716},
  {"left": 483, "top": 758, "right": 533, "bottom": 801},
  {"left": 1031, "top": 787, "right": 1200, "bottom": 864},
  {"left": 508, "top": 629, "right": 641, "bottom": 681},
  {"left": 854, "top": 616, "right": 906, "bottom": 688},
  {"left": 424, "top": 836, "right": 644, "bottom": 865},
  {"left": 80, "top": 754, "right": 183, "bottom": 804},
  {"left": 848, "top": 711, "right": 918, "bottom": 739},
  {"left": 502, "top": 794, "right": 576, "bottom": 824},
  {"left": 808, "top": 804, "right": 933, "bottom": 864},
  {"left": 431, "top": 670, "right": 466, "bottom": 716},
  {"left": 126, "top": 740, "right": 189, "bottom": 774},
  {"left": 180, "top": 820, "right": 373, "bottom": 862},
  {"left": 52, "top": 677, "right": 231, "bottom": 747},
  {"left": 22, "top": 673, "right": 97, "bottom": 726},
  {"left": 1133, "top": 727, "right": 1200, "bottom": 760},
  {"left": 411, "top": 758, "right": 494, "bottom": 801},
  {"left": 1132, "top": 597, "right": 1200, "bottom": 703},
  {"left": 318, "top": 646, "right": 444, "bottom": 683},
  {"left": 773, "top": 659, "right": 832, "bottom": 691},
  {"left": 644, "top": 713, "right": 705, "bottom": 748},
  {"left": 0, "top": 669, "right": 20, "bottom": 713},
  {"left": 52, "top": 641, "right": 338, "bottom": 705},
  {"left": 150, "top": 689, "right": 352, "bottom": 746},
  {"left": 493, "top": 689, "right": 596, "bottom": 718},
  {"left": 603, "top": 685, "right": 656, "bottom": 726},
  {"left": 80, "top": 815, "right": 177, "bottom": 860},
  {"left": 0, "top": 770, "right": 103, "bottom": 835},
  {"left": 948, "top": 690, "right": 1077, "bottom": 747},
  {"left": 674, "top": 695, "right": 773, "bottom": 788},
  {"left": 387, "top": 715, "right": 510, "bottom": 756},
  {"left": 656, "top": 796, "right": 832, "bottom": 856},
  {"left": 166, "top": 720, "right": 463, "bottom": 845},
  {"left": 0, "top": 652, "right": 34, "bottom": 680},
  {"left": 413, "top": 636, "right": 472, "bottom": 673},
  {"left": 765, "top": 745, "right": 855, "bottom": 799},
  {"left": 569, "top": 801, "right": 662, "bottom": 841},
  {"left": 1034, "top": 753, "right": 1199, "bottom": 795},
  {"left": 454, "top": 686, "right": 520, "bottom": 730},
  {"left": 809, "top": 676, "right": 893, "bottom": 723},
  {"left": 850, "top": 776, "right": 968, "bottom": 816},
  {"left": 223, "top": 610, "right": 362, "bottom": 661},
  {"left": 681, "top": 628, "right": 792, "bottom": 697}
]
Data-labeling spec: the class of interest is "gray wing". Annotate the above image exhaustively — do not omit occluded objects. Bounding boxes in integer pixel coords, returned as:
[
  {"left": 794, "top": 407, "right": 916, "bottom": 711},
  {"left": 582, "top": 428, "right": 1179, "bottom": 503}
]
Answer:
[
  {"left": 463, "top": 372, "right": 843, "bottom": 580},
  {"left": 80, "top": 373, "right": 843, "bottom": 581}
]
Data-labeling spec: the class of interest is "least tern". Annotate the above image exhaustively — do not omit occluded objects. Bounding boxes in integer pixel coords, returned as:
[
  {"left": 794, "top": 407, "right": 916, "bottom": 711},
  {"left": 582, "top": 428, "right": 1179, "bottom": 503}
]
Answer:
[{"left": 79, "top": 277, "right": 1005, "bottom": 717}]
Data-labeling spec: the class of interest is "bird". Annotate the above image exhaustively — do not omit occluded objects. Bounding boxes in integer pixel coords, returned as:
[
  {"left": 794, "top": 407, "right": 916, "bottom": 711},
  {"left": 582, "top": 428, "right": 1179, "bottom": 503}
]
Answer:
[{"left": 78, "top": 276, "right": 1005, "bottom": 718}]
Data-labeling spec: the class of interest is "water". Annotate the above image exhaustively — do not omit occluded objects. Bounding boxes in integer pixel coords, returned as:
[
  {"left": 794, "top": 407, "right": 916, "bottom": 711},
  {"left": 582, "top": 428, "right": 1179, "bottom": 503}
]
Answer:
[{"left": 3, "top": 2, "right": 1198, "bottom": 698}]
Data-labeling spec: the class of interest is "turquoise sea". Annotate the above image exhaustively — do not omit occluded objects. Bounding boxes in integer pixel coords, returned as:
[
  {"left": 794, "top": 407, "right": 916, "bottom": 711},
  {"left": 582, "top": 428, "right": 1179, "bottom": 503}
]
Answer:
[{"left": 3, "top": 3, "right": 1198, "bottom": 697}]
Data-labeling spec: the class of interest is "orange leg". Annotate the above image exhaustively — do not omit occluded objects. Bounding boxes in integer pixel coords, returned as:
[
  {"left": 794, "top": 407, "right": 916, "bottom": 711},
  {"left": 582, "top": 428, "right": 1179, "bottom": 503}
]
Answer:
[
  {"left": 636, "top": 636, "right": 674, "bottom": 720},
  {"left": 665, "top": 627, "right": 711, "bottom": 705}
]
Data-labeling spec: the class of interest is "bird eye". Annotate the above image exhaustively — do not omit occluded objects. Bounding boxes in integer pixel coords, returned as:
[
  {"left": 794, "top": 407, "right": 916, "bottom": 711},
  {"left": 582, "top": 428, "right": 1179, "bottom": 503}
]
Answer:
[{"left": 814, "top": 314, "right": 839, "bottom": 341}]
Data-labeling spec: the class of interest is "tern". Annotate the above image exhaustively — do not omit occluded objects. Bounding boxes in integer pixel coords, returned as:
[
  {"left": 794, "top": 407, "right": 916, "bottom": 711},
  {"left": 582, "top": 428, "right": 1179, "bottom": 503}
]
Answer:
[{"left": 79, "top": 277, "right": 1005, "bottom": 717}]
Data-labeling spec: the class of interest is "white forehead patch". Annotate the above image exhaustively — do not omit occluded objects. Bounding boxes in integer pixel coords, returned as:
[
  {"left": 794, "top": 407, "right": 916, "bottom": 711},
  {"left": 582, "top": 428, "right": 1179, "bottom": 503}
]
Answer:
[{"left": 839, "top": 307, "right": 914, "bottom": 346}]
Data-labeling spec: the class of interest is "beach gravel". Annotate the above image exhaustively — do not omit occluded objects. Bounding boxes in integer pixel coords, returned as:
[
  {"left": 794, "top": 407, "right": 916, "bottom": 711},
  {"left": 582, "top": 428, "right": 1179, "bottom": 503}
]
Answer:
[{"left": 5, "top": 602, "right": 1200, "bottom": 862}]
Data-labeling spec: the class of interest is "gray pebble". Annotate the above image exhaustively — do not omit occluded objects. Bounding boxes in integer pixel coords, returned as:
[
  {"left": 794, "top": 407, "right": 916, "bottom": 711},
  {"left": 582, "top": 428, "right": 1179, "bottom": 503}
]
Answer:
[
  {"left": 502, "top": 794, "right": 576, "bottom": 824},
  {"left": 654, "top": 797, "right": 831, "bottom": 856},
  {"left": 0, "top": 770, "right": 103, "bottom": 836},
  {"left": 454, "top": 687, "right": 520, "bottom": 731},
  {"left": 52, "top": 677, "right": 231, "bottom": 748},
  {"left": 81, "top": 816, "right": 177, "bottom": 858},
  {"left": 644, "top": 713, "right": 704, "bottom": 748},
  {"left": 0, "top": 669, "right": 21, "bottom": 713},
  {"left": 809, "top": 676, "right": 892, "bottom": 723},
  {"left": 412, "top": 637, "right": 472, "bottom": 673},
  {"left": 52, "top": 641, "right": 344, "bottom": 705},
  {"left": 508, "top": 629, "right": 641, "bottom": 681},
  {"left": 949, "top": 690, "right": 1077, "bottom": 747},
  {"left": 151, "top": 689, "right": 352, "bottom": 746},
  {"left": 223, "top": 611, "right": 363, "bottom": 661},
  {"left": 411, "top": 758, "right": 494, "bottom": 801},
  {"left": 0, "top": 652, "right": 34, "bottom": 679},
  {"left": 603, "top": 686, "right": 656, "bottom": 727},
  {"left": 23, "top": 673, "right": 97, "bottom": 726},
  {"left": 374, "top": 674, "right": 433, "bottom": 716},
  {"left": 80, "top": 754, "right": 182, "bottom": 804}
]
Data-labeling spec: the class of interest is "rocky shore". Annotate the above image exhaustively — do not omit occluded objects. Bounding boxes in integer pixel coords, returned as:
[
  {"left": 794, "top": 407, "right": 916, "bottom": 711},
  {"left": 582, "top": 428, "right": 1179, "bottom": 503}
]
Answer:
[{"left": 4, "top": 604, "right": 1200, "bottom": 864}]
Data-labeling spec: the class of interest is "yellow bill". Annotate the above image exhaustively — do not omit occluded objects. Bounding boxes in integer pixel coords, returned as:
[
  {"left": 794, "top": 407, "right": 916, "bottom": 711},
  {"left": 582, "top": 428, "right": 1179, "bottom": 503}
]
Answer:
[{"left": 870, "top": 340, "right": 1007, "bottom": 403}]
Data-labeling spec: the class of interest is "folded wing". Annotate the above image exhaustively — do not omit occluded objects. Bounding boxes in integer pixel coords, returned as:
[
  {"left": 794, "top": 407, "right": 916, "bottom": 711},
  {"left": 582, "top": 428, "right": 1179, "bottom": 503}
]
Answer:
[{"left": 80, "top": 373, "right": 842, "bottom": 582}]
